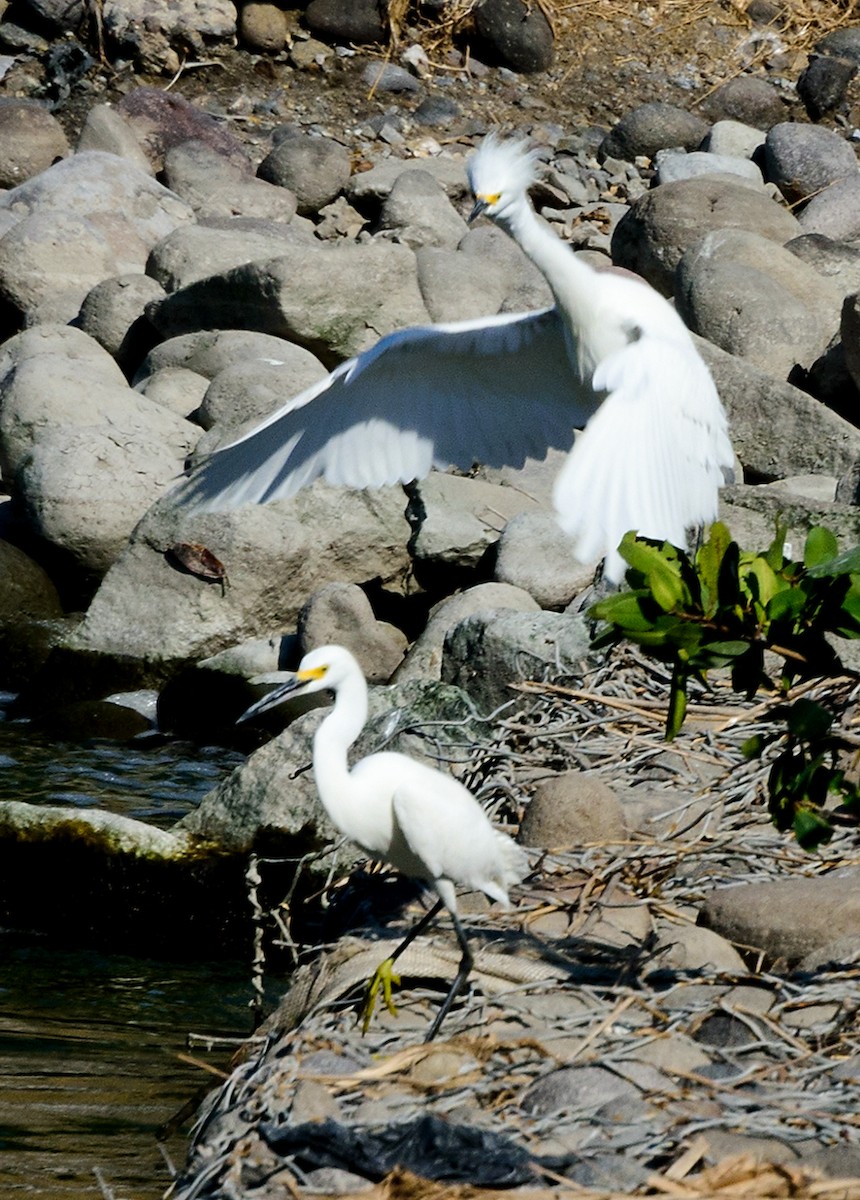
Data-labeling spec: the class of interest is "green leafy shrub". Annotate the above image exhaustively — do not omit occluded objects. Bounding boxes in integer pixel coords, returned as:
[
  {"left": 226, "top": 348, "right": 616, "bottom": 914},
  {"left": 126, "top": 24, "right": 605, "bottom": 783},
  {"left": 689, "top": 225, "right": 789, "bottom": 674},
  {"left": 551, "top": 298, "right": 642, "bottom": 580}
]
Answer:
[{"left": 590, "top": 523, "right": 860, "bottom": 847}]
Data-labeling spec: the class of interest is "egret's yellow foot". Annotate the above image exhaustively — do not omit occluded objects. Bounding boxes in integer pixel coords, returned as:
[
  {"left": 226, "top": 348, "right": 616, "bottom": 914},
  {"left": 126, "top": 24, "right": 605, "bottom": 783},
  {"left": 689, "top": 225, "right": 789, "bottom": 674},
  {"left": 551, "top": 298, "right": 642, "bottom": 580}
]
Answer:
[{"left": 360, "top": 957, "right": 401, "bottom": 1033}]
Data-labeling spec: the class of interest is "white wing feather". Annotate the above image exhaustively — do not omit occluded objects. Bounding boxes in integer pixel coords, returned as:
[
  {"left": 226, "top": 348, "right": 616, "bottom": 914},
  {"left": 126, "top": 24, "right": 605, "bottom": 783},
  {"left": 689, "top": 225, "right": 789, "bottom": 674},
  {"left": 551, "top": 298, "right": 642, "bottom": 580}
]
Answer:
[
  {"left": 172, "top": 307, "right": 598, "bottom": 512},
  {"left": 553, "top": 330, "right": 732, "bottom": 582}
]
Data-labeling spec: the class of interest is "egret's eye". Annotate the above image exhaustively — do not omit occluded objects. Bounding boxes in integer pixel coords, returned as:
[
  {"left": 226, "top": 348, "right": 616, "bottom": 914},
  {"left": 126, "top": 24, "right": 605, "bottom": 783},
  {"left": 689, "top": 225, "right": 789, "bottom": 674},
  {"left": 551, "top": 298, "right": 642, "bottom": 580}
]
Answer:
[{"left": 481, "top": 191, "right": 501, "bottom": 206}]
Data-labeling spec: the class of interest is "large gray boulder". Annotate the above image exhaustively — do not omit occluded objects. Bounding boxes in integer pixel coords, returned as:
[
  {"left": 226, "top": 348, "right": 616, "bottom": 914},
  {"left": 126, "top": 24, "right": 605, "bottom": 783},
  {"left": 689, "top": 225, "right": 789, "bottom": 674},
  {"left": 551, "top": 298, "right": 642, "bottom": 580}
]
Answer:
[
  {"left": 0, "top": 326, "right": 196, "bottom": 574},
  {"left": 67, "top": 482, "right": 413, "bottom": 663},
  {"left": 611, "top": 175, "right": 801, "bottom": 295},
  {"left": 677, "top": 228, "right": 842, "bottom": 378},
  {"left": 146, "top": 219, "right": 311, "bottom": 293},
  {"left": 147, "top": 239, "right": 431, "bottom": 360},
  {"left": 698, "top": 336, "right": 860, "bottom": 481},
  {"left": 442, "top": 609, "right": 594, "bottom": 714}
]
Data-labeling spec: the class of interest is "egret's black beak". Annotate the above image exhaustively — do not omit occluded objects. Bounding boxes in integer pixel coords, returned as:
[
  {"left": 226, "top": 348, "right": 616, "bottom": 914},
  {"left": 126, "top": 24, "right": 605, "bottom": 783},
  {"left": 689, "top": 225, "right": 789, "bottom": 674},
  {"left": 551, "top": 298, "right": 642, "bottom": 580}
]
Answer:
[
  {"left": 237, "top": 675, "right": 304, "bottom": 724},
  {"left": 468, "top": 198, "right": 488, "bottom": 224}
]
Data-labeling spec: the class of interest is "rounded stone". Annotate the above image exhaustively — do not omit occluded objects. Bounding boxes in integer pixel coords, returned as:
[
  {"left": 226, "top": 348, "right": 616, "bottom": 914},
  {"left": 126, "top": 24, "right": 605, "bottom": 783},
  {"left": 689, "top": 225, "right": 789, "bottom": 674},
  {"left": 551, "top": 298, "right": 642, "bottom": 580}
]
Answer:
[
  {"left": 700, "top": 75, "right": 786, "bottom": 128},
  {"left": 519, "top": 772, "right": 624, "bottom": 850},
  {"left": 0, "top": 98, "right": 69, "bottom": 187},
  {"left": 764, "top": 122, "right": 859, "bottom": 205},
  {"left": 599, "top": 102, "right": 709, "bottom": 163},
  {"left": 258, "top": 132, "right": 351, "bottom": 215},
  {"left": 473, "top": 0, "right": 554, "bottom": 74},
  {"left": 304, "top": 0, "right": 386, "bottom": 44},
  {"left": 239, "top": 2, "right": 289, "bottom": 52}
]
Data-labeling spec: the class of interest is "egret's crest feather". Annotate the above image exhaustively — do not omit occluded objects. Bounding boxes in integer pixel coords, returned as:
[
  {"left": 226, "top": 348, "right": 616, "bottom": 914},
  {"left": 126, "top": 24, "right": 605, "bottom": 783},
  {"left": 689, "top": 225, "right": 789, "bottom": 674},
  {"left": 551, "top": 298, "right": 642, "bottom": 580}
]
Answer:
[{"left": 467, "top": 133, "right": 541, "bottom": 199}]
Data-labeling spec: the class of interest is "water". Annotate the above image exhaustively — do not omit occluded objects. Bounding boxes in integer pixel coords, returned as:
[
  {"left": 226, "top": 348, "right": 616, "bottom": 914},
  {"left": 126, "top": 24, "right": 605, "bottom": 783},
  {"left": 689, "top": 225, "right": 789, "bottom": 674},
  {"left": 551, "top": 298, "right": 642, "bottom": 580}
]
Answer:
[{"left": 0, "top": 709, "right": 264, "bottom": 1198}]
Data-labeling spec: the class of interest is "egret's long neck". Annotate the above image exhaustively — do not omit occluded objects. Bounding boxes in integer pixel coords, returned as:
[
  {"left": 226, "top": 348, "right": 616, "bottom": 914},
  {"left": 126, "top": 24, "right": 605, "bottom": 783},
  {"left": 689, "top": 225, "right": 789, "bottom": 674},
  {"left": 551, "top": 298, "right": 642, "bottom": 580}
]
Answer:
[
  {"left": 312, "top": 673, "right": 368, "bottom": 821},
  {"left": 495, "top": 196, "right": 600, "bottom": 370}
]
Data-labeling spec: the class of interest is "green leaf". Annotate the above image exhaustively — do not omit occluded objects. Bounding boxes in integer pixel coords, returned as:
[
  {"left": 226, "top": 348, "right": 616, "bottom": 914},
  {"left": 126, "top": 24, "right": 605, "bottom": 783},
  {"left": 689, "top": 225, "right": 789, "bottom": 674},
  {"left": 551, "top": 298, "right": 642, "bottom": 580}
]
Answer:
[
  {"left": 766, "top": 588, "right": 807, "bottom": 622},
  {"left": 619, "top": 536, "right": 686, "bottom": 611},
  {"left": 804, "top": 526, "right": 839, "bottom": 569},
  {"left": 744, "top": 556, "right": 783, "bottom": 611},
  {"left": 590, "top": 591, "right": 656, "bottom": 633},
  {"left": 697, "top": 522, "right": 732, "bottom": 612},
  {"left": 792, "top": 806, "right": 833, "bottom": 850},
  {"left": 764, "top": 521, "right": 789, "bottom": 570},
  {"left": 807, "top": 544, "right": 860, "bottom": 577},
  {"left": 742, "top": 734, "right": 766, "bottom": 759},
  {"left": 785, "top": 698, "right": 832, "bottom": 740}
]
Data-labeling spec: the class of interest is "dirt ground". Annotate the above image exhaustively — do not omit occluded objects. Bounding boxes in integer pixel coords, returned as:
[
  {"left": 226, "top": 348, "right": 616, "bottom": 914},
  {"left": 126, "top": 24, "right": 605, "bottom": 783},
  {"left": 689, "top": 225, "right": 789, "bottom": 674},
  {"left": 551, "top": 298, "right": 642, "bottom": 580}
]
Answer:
[{"left": 49, "top": 1, "right": 859, "bottom": 163}]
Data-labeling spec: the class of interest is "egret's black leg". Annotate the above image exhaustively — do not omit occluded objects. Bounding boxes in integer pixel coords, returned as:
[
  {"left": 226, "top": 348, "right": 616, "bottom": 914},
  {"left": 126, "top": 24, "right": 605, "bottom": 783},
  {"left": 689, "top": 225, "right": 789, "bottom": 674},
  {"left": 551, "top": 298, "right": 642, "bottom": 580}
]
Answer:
[
  {"left": 424, "top": 911, "right": 474, "bottom": 1043},
  {"left": 389, "top": 897, "right": 445, "bottom": 965}
]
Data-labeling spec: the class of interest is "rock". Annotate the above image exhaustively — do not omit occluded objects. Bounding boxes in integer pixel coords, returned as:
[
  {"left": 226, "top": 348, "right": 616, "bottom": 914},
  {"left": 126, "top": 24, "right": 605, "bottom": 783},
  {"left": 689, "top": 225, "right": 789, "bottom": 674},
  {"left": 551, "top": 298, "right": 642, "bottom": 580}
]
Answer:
[
  {"left": 413, "top": 95, "right": 461, "bottom": 128},
  {"left": 841, "top": 293, "right": 860, "bottom": 392},
  {"left": 700, "top": 75, "right": 786, "bottom": 128},
  {"left": 0, "top": 149, "right": 192, "bottom": 259},
  {"left": 699, "top": 868, "right": 860, "bottom": 963},
  {"left": 763, "top": 122, "right": 859, "bottom": 205},
  {"left": 0, "top": 98, "right": 68, "bottom": 187},
  {"left": 797, "top": 175, "right": 860, "bottom": 242},
  {"left": 163, "top": 140, "right": 298, "bottom": 223},
  {"left": 676, "top": 228, "right": 841, "bottom": 378},
  {"left": 0, "top": 539, "right": 63, "bottom": 622},
  {"left": 175, "top": 676, "right": 482, "bottom": 852},
  {"left": 495, "top": 512, "right": 592, "bottom": 608},
  {"left": 798, "top": 53, "right": 858, "bottom": 120},
  {"left": 458, "top": 224, "right": 554, "bottom": 311},
  {"left": 415, "top": 244, "right": 510, "bottom": 322},
  {"left": 297, "top": 582, "right": 407, "bottom": 682},
  {"left": 0, "top": 326, "right": 196, "bottom": 576},
  {"left": 361, "top": 62, "right": 421, "bottom": 94},
  {"left": 239, "top": 1, "right": 288, "bottom": 51},
  {"left": 66, "top": 482, "right": 412, "bottom": 665},
  {"left": 196, "top": 350, "right": 328, "bottom": 440},
  {"left": 652, "top": 922, "right": 746, "bottom": 973},
  {"left": 720, "top": 482, "right": 860, "bottom": 559},
  {"left": 345, "top": 154, "right": 468, "bottom": 209},
  {"left": 0, "top": 211, "right": 123, "bottom": 326},
  {"left": 409, "top": 472, "right": 547, "bottom": 574},
  {"left": 611, "top": 176, "right": 800, "bottom": 296},
  {"left": 786, "top": 233, "right": 860, "bottom": 300},
  {"left": 442, "top": 610, "right": 594, "bottom": 714},
  {"left": 116, "top": 87, "right": 250, "bottom": 172},
  {"left": 654, "top": 148, "right": 763, "bottom": 187},
  {"left": 147, "top": 239, "right": 431, "bottom": 361},
  {"left": 598, "top": 102, "right": 709, "bottom": 163},
  {"left": 472, "top": 0, "right": 554, "bottom": 74},
  {"left": 146, "top": 218, "right": 308, "bottom": 293},
  {"left": 519, "top": 772, "right": 624, "bottom": 850},
  {"left": 101, "top": 0, "right": 236, "bottom": 72},
  {"left": 522, "top": 1065, "right": 640, "bottom": 1116},
  {"left": 378, "top": 170, "right": 468, "bottom": 250},
  {"left": 701, "top": 337, "right": 860, "bottom": 481},
  {"left": 622, "top": 789, "right": 722, "bottom": 841},
  {"left": 134, "top": 329, "right": 299, "bottom": 387},
  {"left": 303, "top": 0, "right": 386, "bottom": 44},
  {"left": 393, "top": 582, "right": 540, "bottom": 683},
  {"left": 76, "top": 274, "right": 165, "bottom": 374},
  {"left": 702, "top": 119, "right": 766, "bottom": 160},
  {"left": 76, "top": 103, "right": 153, "bottom": 174},
  {"left": 135, "top": 365, "right": 209, "bottom": 418},
  {"left": 257, "top": 132, "right": 351, "bottom": 216}
]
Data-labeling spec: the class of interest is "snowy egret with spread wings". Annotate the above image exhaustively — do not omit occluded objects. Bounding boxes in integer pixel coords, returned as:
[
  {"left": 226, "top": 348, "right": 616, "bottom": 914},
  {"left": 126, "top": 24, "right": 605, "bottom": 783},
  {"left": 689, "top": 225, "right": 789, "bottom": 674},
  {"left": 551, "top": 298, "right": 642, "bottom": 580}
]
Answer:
[{"left": 176, "top": 135, "right": 732, "bottom": 582}]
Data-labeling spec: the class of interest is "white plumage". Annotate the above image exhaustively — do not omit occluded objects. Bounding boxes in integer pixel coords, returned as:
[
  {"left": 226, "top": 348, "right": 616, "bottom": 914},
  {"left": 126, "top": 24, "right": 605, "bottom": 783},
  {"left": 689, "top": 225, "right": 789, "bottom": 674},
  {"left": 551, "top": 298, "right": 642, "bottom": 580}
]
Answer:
[
  {"left": 175, "top": 134, "right": 733, "bottom": 582},
  {"left": 240, "top": 644, "right": 528, "bottom": 1041}
]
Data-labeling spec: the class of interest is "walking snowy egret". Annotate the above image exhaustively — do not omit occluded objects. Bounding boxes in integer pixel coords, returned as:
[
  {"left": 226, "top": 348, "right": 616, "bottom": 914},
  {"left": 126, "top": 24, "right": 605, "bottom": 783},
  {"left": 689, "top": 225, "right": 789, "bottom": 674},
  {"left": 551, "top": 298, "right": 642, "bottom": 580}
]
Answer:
[
  {"left": 174, "top": 134, "right": 733, "bottom": 582},
  {"left": 240, "top": 644, "right": 528, "bottom": 1041}
]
